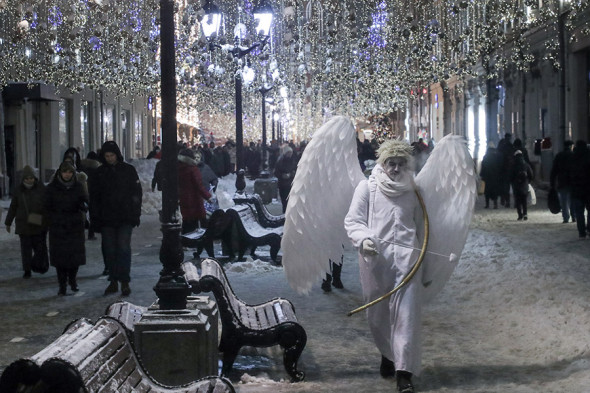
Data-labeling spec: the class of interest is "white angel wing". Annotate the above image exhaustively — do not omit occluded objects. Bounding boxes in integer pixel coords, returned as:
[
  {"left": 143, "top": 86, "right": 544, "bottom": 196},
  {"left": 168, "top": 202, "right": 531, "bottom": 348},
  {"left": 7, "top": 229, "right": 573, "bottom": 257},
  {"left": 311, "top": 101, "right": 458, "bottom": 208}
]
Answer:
[
  {"left": 415, "top": 134, "right": 477, "bottom": 303},
  {"left": 282, "top": 116, "right": 365, "bottom": 294}
]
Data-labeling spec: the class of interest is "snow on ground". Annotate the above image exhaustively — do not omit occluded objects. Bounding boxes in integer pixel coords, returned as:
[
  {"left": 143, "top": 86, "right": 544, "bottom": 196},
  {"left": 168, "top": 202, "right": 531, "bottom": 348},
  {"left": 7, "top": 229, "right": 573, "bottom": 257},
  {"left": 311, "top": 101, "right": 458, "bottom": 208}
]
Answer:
[{"left": 3, "top": 161, "right": 590, "bottom": 392}]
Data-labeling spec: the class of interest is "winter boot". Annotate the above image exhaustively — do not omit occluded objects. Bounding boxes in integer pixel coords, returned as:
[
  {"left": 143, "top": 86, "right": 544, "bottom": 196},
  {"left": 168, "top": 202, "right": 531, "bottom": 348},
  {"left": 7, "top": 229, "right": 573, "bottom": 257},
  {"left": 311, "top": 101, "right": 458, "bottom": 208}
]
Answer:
[
  {"left": 321, "top": 274, "right": 332, "bottom": 292},
  {"left": 380, "top": 356, "right": 396, "bottom": 378},
  {"left": 23, "top": 270, "right": 31, "bottom": 279},
  {"left": 121, "top": 281, "right": 131, "bottom": 296},
  {"left": 397, "top": 371, "right": 414, "bottom": 392},
  {"left": 68, "top": 268, "right": 79, "bottom": 292},
  {"left": 331, "top": 263, "right": 344, "bottom": 289},
  {"left": 69, "top": 277, "right": 79, "bottom": 292},
  {"left": 57, "top": 269, "right": 67, "bottom": 296},
  {"left": 104, "top": 280, "right": 118, "bottom": 295}
]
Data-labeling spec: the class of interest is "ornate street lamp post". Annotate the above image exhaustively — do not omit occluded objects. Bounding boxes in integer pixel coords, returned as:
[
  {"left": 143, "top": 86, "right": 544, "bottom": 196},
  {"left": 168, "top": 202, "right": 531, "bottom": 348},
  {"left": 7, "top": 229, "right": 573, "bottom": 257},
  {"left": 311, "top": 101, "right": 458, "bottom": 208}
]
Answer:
[
  {"left": 202, "top": 0, "right": 274, "bottom": 191},
  {"left": 259, "top": 85, "right": 273, "bottom": 177},
  {"left": 153, "top": 0, "right": 191, "bottom": 310}
]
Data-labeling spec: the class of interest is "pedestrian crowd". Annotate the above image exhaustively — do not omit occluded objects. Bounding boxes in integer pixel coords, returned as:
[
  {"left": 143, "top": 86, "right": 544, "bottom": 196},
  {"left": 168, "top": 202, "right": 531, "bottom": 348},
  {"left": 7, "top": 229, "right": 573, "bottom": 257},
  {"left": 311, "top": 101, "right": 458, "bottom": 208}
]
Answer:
[
  {"left": 479, "top": 133, "right": 590, "bottom": 237},
  {"left": 5, "top": 141, "right": 142, "bottom": 297}
]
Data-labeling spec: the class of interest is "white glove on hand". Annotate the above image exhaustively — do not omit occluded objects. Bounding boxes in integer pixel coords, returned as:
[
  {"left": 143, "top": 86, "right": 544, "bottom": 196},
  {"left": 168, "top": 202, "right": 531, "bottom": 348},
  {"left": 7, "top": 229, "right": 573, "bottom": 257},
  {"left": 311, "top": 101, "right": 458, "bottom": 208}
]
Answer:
[{"left": 361, "top": 238, "right": 378, "bottom": 256}]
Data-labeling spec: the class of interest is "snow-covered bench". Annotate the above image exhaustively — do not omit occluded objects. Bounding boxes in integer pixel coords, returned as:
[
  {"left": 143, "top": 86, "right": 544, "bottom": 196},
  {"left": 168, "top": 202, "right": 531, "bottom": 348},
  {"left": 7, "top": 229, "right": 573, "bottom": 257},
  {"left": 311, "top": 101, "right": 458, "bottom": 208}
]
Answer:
[
  {"left": 0, "top": 317, "right": 235, "bottom": 393},
  {"left": 198, "top": 258, "right": 306, "bottom": 382},
  {"left": 224, "top": 204, "right": 283, "bottom": 263},
  {"left": 233, "top": 193, "right": 285, "bottom": 228}
]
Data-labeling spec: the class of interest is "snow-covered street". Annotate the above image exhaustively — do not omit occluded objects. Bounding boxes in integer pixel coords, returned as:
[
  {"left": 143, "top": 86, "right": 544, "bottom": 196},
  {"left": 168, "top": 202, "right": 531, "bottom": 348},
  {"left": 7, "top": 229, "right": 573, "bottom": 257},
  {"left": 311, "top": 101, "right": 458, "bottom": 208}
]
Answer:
[{"left": 1, "top": 161, "right": 589, "bottom": 392}]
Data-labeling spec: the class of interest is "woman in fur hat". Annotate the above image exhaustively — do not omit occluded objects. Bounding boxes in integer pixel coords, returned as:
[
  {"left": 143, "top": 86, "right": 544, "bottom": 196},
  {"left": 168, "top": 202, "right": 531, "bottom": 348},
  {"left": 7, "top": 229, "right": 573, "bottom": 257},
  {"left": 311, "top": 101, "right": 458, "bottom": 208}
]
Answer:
[
  {"left": 345, "top": 140, "right": 422, "bottom": 393},
  {"left": 5, "top": 165, "right": 49, "bottom": 278},
  {"left": 45, "top": 161, "right": 88, "bottom": 295}
]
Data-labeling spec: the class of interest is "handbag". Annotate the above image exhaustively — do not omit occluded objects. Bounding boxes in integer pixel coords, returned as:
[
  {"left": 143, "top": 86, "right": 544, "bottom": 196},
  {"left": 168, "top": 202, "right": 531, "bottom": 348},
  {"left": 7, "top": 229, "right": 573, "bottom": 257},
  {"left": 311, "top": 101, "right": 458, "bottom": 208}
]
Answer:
[
  {"left": 548, "top": 188, "right": 561, "bottom": 214},
  {"left": 477, "top": 179, "right": 486, "bottom": 195},
  {"left": 30, "top": 248, "right": 49, "bottom": 274},
  {"left": 27, "top": 213, "right": 43, "bottom": 226},
  {"left": 23, "top": 196, "right": 43, "bottom": 226}
]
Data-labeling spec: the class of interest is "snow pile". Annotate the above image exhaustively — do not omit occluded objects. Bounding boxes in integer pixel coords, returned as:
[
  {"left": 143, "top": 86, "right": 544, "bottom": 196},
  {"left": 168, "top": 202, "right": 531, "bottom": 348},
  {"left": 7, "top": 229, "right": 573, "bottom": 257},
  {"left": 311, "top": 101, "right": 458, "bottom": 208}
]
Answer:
[
  {"left": 239, "top": 373, "right": 283, "bottom": 385},
  {"left": 223, "top": 257, "right": 283, "bottom": 274},
  {"left": 130, "top": 159, "right": 161, "bottom": 216},
  {"left": 129, "top": 159, "right": 259, "bottom": 215}
]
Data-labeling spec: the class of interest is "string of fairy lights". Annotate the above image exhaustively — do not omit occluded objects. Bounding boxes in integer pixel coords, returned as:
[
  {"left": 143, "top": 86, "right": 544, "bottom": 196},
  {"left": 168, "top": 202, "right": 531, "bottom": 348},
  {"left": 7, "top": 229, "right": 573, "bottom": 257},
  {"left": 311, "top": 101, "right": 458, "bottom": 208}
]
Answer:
[{"left": 1, "top": 1, "right": 590, "bottom": 142}]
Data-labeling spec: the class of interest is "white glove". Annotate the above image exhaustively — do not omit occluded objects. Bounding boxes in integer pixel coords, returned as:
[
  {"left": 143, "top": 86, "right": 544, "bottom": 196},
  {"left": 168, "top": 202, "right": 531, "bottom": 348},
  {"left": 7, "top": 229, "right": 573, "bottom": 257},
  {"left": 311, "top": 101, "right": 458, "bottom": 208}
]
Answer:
[{"left": 361, "top": 238, "right": 378, "bottom": 256}]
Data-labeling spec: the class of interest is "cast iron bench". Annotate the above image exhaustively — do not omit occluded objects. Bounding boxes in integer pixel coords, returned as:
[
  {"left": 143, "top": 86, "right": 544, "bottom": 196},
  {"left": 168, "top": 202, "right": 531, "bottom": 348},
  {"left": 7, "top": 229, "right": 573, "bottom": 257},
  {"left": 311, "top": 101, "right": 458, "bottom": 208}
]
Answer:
[
  {"left": 182, "top": 209, "right": 234, "bottom": 259},
  {"left": 233, "top": 193, "right": 285, "bottom": 228},
  {"left": 0, "top": 317, "right": 235, "bottom": 393},
  {"left": 198, "top": 258, "right": 306, "bottom": 382},
  {"left": 224, "top": 204, "right": 283, "bottom": 263}
]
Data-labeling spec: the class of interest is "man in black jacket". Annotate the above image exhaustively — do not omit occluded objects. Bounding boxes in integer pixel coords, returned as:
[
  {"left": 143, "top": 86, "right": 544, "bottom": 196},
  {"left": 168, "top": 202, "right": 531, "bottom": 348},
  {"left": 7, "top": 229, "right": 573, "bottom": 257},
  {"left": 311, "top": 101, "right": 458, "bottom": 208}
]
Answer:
[
  {"left": 550, "top": 140, "right": 575, "bottom": 223},
  {"left": 89, "top": 141, "right": 142, "bottom": 296}
]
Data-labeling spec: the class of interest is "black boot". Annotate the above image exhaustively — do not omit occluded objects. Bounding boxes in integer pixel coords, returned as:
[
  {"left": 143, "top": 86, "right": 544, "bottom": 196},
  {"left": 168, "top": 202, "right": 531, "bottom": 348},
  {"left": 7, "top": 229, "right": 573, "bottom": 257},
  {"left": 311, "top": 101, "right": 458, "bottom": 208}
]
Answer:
[
  {"left": 57, "top": 269, "right": 67, "bottom": 296},
  {"left": 68, "top": 268, "right": 79, "bottom": 292},
  {"left": 380, "top": 356, "right": 396, "bottom": 378},
  {"left": 321, "top": 274, "right": 332, "bottom": 292},
  {"left": 397, "top": 371, "right": 414, "bottom": 393},
  {"left": 331, "top": 263, "right": 343, "bottom": 289}
]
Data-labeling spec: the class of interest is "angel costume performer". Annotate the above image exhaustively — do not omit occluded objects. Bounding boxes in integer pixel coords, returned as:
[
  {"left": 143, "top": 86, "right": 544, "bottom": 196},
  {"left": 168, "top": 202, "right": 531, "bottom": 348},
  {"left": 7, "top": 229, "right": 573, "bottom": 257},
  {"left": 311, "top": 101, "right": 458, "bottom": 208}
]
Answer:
[
  {"left": 281, "top": 116, "right": 476, "bottom": 391},
  {"left": 344, "top": 141, "right": 424, "bottom": 381}
]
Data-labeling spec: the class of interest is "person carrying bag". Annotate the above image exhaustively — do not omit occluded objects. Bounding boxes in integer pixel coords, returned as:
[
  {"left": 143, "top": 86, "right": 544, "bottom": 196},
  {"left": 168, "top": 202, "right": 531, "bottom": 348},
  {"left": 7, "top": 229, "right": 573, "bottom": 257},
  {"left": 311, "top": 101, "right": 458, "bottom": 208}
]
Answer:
[{"left": 4, "top": 165, "right": 49, "bottom": 277}]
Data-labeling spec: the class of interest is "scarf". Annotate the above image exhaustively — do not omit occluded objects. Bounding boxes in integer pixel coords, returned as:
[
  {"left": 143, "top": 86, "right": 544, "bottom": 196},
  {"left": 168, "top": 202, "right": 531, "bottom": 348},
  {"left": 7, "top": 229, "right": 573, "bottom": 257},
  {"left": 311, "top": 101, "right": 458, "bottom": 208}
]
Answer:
[{"left": 373, "top": 164, "right": 414, "bottom": 197}]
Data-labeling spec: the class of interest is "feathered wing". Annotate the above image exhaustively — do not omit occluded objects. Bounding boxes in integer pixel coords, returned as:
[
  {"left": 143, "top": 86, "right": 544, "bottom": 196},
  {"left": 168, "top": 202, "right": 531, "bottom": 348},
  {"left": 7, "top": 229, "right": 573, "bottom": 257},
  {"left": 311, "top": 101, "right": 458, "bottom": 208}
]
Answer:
[
  {"left": 415, "top": 134, "right": 477, "bottom": 303},
  {"left": 282, "top": 116, "right": 365, "bottom": 294}
]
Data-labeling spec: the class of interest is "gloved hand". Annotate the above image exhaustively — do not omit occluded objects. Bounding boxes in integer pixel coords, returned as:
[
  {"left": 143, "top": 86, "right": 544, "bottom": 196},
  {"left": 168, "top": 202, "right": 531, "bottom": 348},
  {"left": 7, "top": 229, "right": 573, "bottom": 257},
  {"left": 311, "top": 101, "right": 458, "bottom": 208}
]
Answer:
[
  {"left": 6, "top": 225, "right": 11, "bottom": 233},
  {"left": 361, "top": 238, "right": 378, "bottom": 256}
]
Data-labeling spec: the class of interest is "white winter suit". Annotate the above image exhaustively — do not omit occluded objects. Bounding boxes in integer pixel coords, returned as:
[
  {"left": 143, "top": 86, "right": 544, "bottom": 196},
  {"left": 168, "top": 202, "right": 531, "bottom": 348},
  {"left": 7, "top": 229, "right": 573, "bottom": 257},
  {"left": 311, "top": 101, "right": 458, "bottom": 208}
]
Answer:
[{"left": 344, "top": 165, "right": 424, "bottom": 376}]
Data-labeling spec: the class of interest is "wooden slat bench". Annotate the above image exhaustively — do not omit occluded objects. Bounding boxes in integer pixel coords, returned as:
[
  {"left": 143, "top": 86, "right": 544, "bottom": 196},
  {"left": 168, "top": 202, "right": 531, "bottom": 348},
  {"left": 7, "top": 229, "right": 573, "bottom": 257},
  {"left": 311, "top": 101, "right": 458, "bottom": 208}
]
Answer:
[
  {"left": 182, "top": 209, "right": 234, "bottom": 259},
  {"left": 233, "top": 193, "right": 285, "bottom": 228},
  {"left": 198, "top": 258, "right": 306, "bottom": 382},
  {"left": 0, "top": 317, "right": 235, "bottom": 393},
  {"left": 223, "top": 204, "right": 283, "bottom": 263}
]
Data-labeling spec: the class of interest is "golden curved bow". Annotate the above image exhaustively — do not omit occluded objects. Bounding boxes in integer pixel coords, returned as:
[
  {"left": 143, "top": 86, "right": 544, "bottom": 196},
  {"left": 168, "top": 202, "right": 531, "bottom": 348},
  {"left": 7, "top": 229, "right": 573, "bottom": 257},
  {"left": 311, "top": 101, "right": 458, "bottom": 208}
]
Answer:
[{"left": 347, "top": 188, "right": 429, "bottom": 317}]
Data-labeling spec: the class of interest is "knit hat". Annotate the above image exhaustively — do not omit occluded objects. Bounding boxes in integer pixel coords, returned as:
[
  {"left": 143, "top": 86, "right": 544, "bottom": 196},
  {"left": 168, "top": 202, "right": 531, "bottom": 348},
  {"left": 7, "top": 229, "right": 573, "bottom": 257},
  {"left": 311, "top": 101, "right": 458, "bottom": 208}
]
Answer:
[
  {"left": 59, "top": 161, "right": 76, "bottom": 173},
  {"left": 376, "top": 140, "right": 413, "bottom": 166},
  {"left": 22, "top": 165, "right": 36, "bottom": 179}
]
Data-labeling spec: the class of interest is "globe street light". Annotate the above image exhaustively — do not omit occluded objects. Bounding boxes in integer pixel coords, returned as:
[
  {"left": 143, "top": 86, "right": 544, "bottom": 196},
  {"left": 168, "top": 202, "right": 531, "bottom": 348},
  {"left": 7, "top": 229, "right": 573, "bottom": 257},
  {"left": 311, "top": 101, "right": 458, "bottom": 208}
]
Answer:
[{"left": 202, "top": 0, "right": 274, "bottom": 192}]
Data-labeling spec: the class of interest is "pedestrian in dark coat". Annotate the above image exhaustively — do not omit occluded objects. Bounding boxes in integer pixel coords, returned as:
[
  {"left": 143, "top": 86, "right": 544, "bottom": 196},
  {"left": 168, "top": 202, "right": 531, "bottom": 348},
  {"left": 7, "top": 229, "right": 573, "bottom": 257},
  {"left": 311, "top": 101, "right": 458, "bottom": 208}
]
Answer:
[
  {"left": 178, "top": 148, "right": 212, "bottom": 234},
  {"left": 480, "top": 145, "right": 503, "bottom": 209},
  {"left": 550, "top": 140, "right": 575, "bottom": 223},
  {"left": 89, "top": 141, "right": 142, "bottom": 296},
  {"left": 245, "top": 142, "right": 261, "bottom": 179},
  {"left": 45, "top": 161, "right": 87, "bottom": 295},
  {"left": 4, "top": 165, "right": 48, "bottom": 278},
  {"left": 569, "top": 140, "right": 590, "bottom": 238},
  {"left": 497, "top": 133, "right": 515, "bottom": 207},
  {"left": 510, "top": 150, "right": 534, "bottom": 221},
  {"left": 274, "top": 145, "right": 297, "bottom": 213}
]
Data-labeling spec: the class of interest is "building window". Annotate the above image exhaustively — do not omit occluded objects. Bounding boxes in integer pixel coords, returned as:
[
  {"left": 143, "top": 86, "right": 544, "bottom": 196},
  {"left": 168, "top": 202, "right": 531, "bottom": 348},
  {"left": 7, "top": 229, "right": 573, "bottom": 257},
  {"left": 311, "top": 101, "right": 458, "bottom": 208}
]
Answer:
[
  {"left": 104, "top": 104, "right": 115, "bottom": 142},
  {"left": 80, "top": 101, "right": 90, "bottom": 156},
  {"left": 134, "top": 112, "right": 143, "bottom": 158},
  {"left": 58, "top": 99, "right": 69, "bottom": 154}
]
